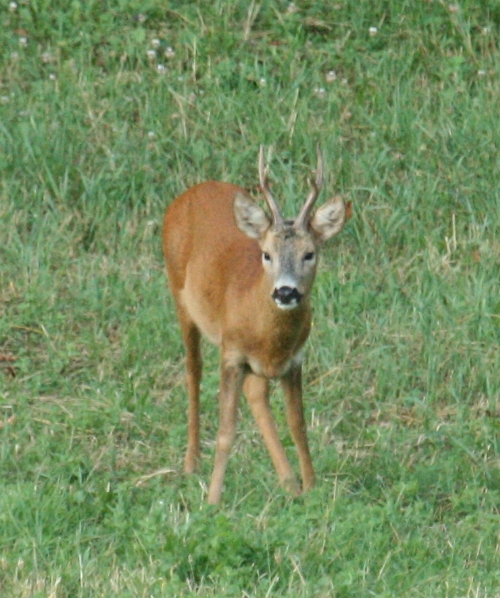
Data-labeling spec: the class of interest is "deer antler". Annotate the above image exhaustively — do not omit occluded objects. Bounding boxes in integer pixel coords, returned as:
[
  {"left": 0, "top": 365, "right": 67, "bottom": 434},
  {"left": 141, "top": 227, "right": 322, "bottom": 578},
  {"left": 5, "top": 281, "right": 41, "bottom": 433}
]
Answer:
[
  {"left": 295, "top": 144, "right": 324, "bottom": 228},
  {"left": 259, "top": 146, "right": 283, "bottom": 226}
]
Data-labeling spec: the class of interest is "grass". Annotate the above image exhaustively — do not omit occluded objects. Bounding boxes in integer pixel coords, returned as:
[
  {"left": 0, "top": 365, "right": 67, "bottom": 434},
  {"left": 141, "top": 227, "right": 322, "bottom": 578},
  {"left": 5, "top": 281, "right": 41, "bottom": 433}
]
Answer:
[{"left": 1, "top": 0, "right": 500, "bottom": 595}]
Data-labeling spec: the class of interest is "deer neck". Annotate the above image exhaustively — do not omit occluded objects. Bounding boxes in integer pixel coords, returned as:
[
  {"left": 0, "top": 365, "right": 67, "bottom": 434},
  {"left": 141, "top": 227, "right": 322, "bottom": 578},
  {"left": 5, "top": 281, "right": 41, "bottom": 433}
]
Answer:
[{"left": 241, "top": 274, "right": 312, "bottom": 377}]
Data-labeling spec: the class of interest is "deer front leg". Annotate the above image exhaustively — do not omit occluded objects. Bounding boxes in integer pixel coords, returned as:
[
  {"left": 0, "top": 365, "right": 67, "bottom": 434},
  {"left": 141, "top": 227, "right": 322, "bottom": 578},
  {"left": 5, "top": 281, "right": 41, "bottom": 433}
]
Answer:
[
  {"left": 281, "top": 365, "right": 316, "bottom": 492},
  {"left": 207, "top": 361, "right": 244, "bottom": 505},
  {"left": 244, "top": 373, "right": 301, "bottom": 495}
]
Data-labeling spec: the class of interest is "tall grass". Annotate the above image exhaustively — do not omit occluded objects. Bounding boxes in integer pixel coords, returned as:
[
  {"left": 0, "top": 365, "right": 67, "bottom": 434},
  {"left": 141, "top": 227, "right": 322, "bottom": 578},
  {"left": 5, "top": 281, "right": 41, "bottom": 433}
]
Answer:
[{"left": 1, "top": 1, "right": 500, "bottom": 596}]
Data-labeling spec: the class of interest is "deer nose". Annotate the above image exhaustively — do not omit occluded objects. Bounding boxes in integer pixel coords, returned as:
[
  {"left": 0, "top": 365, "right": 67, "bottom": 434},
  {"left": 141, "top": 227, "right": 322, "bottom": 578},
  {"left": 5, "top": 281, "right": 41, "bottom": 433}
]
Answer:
[{"left": 272, "top": 286, "right": 303, "bottom": 307}]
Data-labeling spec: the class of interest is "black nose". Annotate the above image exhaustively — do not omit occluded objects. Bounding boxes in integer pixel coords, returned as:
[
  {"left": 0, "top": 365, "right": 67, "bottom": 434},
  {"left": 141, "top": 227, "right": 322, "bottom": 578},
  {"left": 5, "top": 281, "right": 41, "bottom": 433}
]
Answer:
[{"left": 272, "top": 286, "right": 302, "bottom": 305}]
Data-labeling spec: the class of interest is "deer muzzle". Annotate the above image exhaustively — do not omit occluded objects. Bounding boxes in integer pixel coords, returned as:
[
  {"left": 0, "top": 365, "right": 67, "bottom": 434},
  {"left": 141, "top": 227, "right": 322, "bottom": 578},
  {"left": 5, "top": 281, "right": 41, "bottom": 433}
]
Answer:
[{"left": 272, "top": 286, "right": 303, "bottom": 309}]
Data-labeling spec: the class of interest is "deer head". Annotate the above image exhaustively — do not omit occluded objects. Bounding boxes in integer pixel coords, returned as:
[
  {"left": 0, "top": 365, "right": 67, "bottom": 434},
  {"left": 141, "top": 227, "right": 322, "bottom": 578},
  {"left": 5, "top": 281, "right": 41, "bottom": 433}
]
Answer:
[{"left": 233, "top": 146, "right": 346, "bottom": 309}]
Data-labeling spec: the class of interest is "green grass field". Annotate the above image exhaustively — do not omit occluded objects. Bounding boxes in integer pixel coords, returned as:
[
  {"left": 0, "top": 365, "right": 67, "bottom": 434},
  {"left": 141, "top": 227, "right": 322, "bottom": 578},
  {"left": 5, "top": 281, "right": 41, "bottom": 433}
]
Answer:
[{"left": 1, "top": 1, "right": 500, "bottom": 596}]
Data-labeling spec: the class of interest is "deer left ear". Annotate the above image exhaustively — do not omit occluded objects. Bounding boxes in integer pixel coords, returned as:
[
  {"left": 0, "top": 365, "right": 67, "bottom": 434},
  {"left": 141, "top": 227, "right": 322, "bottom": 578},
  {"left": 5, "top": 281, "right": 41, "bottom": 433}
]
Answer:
[
  {"left": 233, "top": 192, "right": 271, "bottom": 240},
  {"left": 310, "top": 195, "right": 346, "bottom": 243}
]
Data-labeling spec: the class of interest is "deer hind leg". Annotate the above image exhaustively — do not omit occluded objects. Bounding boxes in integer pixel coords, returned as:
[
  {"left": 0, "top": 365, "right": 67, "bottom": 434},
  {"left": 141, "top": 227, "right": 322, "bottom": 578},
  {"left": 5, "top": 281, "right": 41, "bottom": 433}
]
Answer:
[
  {"left": 280, "top": 365, "right": 315, "bottom": 492},
  {"left": 177, "top": 308, "right": 203, "bottom": 474},
  {"left": 244, "top": 373, "right": 301, "bottom": 495},
  {"left": 207, "top": 361, "right": 244, "bottom": 504}
]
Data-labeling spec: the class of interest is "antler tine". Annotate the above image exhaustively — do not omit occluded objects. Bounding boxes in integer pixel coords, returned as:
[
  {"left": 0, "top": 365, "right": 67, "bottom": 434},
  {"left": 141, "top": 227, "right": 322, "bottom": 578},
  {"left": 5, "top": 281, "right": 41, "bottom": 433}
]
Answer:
[
  {"left": 259, "top": 145, "right": 283, "bottom": 225},
  {"left": 314, "top": 143, "right": 324, "bottom": 190},
  {"left": 295, "top": 144, "right": 324, "bottom": 228}
]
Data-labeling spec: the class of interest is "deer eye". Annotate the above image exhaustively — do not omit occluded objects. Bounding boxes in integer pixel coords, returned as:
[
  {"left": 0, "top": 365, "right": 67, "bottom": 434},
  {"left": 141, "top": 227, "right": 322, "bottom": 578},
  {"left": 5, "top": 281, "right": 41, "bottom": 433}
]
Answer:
[
  {"left": 304, "top": 252, "right": 315, "bottom": 262},
  {"left": 262, "top": 252, "right": 271, "bottom": 263}
]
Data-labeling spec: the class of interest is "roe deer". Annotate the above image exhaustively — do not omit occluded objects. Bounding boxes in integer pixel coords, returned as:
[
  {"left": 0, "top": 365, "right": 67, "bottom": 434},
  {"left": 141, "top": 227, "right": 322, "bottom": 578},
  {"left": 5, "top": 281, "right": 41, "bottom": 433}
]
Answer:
[{"left": 162, "top": 146, "right": 346, "bottom": 504}]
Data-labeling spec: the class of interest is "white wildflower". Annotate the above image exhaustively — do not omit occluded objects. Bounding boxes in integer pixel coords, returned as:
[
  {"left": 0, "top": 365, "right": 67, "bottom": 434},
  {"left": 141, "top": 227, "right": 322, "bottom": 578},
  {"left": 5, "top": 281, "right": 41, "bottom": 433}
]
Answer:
[{"left": 325, "top": 70, "right": 337, "bottom": 83}]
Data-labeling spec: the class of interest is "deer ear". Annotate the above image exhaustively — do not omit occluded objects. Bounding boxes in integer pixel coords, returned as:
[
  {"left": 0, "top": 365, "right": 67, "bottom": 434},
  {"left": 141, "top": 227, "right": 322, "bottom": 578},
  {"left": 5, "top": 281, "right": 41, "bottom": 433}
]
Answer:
[
  {"left": 310, "top": 195, "right": 346, "bottom": 243},
  {"left": 234, "top": 192, "right": 271, "bottom": 239}
]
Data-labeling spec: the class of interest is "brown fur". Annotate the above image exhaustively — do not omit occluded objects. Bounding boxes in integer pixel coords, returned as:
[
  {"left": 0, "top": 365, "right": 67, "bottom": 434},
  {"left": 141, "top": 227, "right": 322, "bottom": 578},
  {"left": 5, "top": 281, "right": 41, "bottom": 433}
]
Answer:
[{"left": 163, "top": 172, "right": 345, "bottom": 504}]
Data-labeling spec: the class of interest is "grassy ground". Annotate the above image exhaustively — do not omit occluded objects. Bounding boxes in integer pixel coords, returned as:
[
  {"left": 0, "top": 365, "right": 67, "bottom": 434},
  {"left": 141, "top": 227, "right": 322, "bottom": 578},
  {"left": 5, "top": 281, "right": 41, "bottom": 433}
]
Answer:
[{"left": 1, "top": 0, "right": 500, "bottom": 596}]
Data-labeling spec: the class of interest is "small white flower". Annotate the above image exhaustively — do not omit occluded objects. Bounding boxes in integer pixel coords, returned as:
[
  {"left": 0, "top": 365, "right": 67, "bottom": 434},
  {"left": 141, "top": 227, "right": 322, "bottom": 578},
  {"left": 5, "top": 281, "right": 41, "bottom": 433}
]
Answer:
[
  {"left": 49, "top": 73, "right": 57, "bottom": 80},
  {"left": 482, "top": 27, "right": 490, "bottom": 35},
  {"left": 477, "top": 69, "right": 486, "bottom": 77},
  {"left": 10, "top": 52, "right": 19, "bottom": 61},
  {"left": 41, "top": 52, "right": 53, "bottom": 64},
  {"left": 148, "top": 131, "right": 156, "bottom": 139},
  {"left": 164, "top": 46, "right": 175, "bottom": 59},
  {"left": 448, "top": 4, "right": 459, "bottom": 13},
  {"left": 286, "top": 2, "right": 298, "bottom": 14},
  {"left": 325, "top": 70, "right": 337, "bottom": 83},
  {"left": 157, "top": 64, "right": 167, "bottom": 74},
  {"left": 19, "top": 36, "right": 28, "bottom": 47},
  {"left": 151, "top": 38, "right": 161, "bottom": 49},
  {"left": 369, "top": 27, "right": 378, "bottom": 36},
  {"left": 259, "top": 77, "right": 267, "bottom": 87},
  {"left": 314, "top": 86, "right": 326, "bottom": 98},
  {"left": 9, "top": 2, "right": 18, "bottom": 12},
  {"left": 146, "top": 49, "right": 156, "bottom": 61}
]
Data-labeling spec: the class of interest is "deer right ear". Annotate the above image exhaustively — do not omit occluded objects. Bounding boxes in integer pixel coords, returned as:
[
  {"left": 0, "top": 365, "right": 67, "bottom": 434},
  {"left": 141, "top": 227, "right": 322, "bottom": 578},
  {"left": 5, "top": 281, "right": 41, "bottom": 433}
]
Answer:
[
  {"left": 309, "top": 195, "right": 346, "bottom": 243},
  {"left": 234, "top": 192, "right": 271, "bottom": 239}
]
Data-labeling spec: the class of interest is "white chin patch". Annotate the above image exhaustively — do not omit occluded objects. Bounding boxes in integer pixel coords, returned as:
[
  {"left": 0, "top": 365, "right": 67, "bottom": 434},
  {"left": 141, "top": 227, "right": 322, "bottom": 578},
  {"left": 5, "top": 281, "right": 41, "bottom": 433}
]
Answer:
[{"left": 274, "top": 299, "right": 299, "bottom": 310}]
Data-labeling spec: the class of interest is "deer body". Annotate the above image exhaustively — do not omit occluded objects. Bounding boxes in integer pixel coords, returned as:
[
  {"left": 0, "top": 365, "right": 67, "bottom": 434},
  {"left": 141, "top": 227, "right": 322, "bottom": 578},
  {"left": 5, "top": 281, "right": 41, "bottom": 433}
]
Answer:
[
  {"left": 165, "top": 182, "right": 310, "bottom": 367},
  {"left": 163, "top": 148, "right": 346, "bottom": 504}
]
